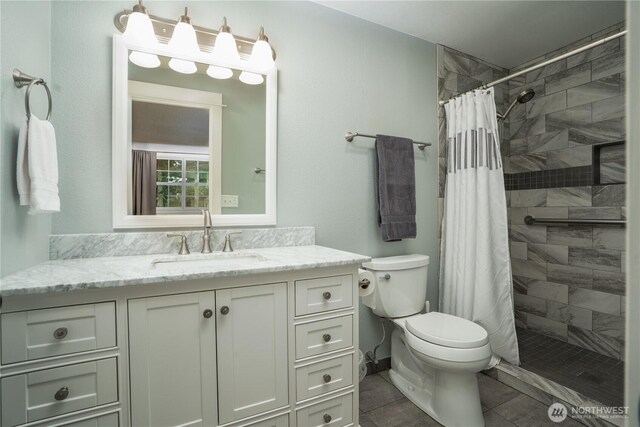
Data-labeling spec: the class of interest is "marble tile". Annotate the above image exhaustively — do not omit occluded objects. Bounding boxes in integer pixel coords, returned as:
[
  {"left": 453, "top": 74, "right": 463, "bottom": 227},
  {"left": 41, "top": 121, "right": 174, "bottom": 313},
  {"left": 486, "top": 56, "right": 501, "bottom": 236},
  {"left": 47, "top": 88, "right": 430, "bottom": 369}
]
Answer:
[
  {"left": 592, "top": 184, "right": 625, "bottom": 207},
  {"left": 526, "top": 313, "right": 568, "bottom": 341},
  {"left": 568, "top": 207, "right": 621, "bottom": 220},
  {"left": 457, "top": 74, "right": 482, "bottom": 92},
  {"left": 49, "top": 227, "right": 316, "bottom": 260},
  {"left": 510, "top": 208, "right": 528, "bottom": 224},
  {"left": 365, "top": 397, "right": 440, "bottom": 427},
  {"left": 444, "top": 71, "right": 457, "bottom": 91},
  {"left": 495, "top": 370, "right": 554, "bottom": 407},
  {"left": 568, "top": 287, "right": 621, "bottom": 315},
  {"left": 566, "top": 75, "right": 620, "bottom": 108},
  {"left": 528, "top": 207, "right": 568, "bottom": 219},
  {"left": 593, "top": 227, "right": 625, "bottom": 251},
  {"left": 568, "top": 118, "right": 625, "bottom": 146},
  {"left": 438, "top": 157, "right": 446, "bottom": 197},
  {"left": 509, "top": 138, "right": 528, "bottom": 155},
  {"left": 510, "top": 153, "right": 547, "bottom": 172},
  {"left": 511, "top": 259, "right": 547, "bottom": 280},
  {"left": 546, "top": 146, "right": 592, "bottom": 168},
  {"left": 477, "top": 374, "right": 521, "bottom": 410},
  {"left": 527, "top": 129, "right": 568, "bottom": 153},
  {"left": 569, "top": 247, "right": 621, "bottom": 272},
  {"left": 566, "top": 39, "right": 620, "bottom": 68},
  {"left": 510, "top": 225, "right": 547, "bottom": 244},
  {"left": 483, "top": 410, "right": 517, "bottom": 427},
  {"left": 545, "top": 63, "right": 591, "bottom": 94},
  {"left": 528, "top": 243, "right": 568, "bottom": 265},
  {"left": 515, "top": 293, "right": 547, "bottom": 316},
  {"left": 600, "top": 161, "right": 626, "bottom": 184},
  {"left": 592, "top": 95, "right": 625, "bottom": 122},
  {"left": 546, "top": 301, "right": 593, "bottom": 330},
  {"left": 526, "top": 59, "right": 567, "bottom": 83},
  {"left": 527, "top": 280, "right": 569, "bottom": 304},
  {"left": 513, "top": 275, "right": 533, "bottom": 294},
  {"left": 592, "top": 270, "right": 625, "bottom": 295},
  {"left": 436, "top": 45, "right": 445, "bottom": 78},
  {"left": 568, "top": 325, "right": 621, "bottom": 359},
  {"left": 592, "top": 51, "right": 625, "bottom": 80},
  {"left": 511, "top": 189, "right": 546, "bottom": 207},
  {"left": 547, "top": 186, "right": 592, "bottom": 207},
  {"left": 526, "top": 91, "right": 567, "bottom": 118},
  {"left": 515, "top": 310, "right": 528, "bottom": 328},
  {"left": 510, "top": 78, "right": 546, "bottom": 99},
  {"left": 510, "top": 241, "right": 528, "bottom": 260},
  {"left": 593, "top": 312, "right": 625, "bottom": 340},
  {"left": 545, "top": 104, "right": 592, "bottom": 132},
  {"left": 510, "top": 115, "right": 546, "bottom": 139},
  {"left": 443, "top": 48, "right": 471, "bottom": 76},
  {"left": 547, "top": 225, "right": 593, "bottom": 248},
  {"left": 547, "top": 263, "right": 593, "bottom": 288},
  {"left": 620, "top": 296, "right": 626, "bottom": 317}
]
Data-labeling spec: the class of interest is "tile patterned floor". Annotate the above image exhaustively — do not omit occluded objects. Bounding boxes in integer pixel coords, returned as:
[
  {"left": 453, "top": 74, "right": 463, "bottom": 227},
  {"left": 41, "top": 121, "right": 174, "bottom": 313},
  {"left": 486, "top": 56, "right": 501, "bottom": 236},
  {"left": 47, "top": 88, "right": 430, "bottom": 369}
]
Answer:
[
  {"left": 517, "top": 327, "right": 624, "bottom": 407},
  {"left": 359, "top": 370, "right": 584, "bottom": 426}
]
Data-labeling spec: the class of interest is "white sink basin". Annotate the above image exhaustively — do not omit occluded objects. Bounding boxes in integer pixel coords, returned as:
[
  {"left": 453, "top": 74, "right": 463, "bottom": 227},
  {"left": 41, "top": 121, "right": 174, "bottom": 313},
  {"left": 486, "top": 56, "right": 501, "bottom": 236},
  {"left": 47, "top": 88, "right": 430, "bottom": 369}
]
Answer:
[{"left": 151, "top": 252, "right": 267, "bottom": 271}]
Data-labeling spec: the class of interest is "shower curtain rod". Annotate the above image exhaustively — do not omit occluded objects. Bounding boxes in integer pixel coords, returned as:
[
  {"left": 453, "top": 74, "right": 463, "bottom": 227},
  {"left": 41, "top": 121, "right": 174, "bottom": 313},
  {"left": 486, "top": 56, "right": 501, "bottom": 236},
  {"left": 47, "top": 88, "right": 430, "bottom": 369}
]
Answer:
[{"left": 439, "top": 29, "right": 627, "bottom": 107}]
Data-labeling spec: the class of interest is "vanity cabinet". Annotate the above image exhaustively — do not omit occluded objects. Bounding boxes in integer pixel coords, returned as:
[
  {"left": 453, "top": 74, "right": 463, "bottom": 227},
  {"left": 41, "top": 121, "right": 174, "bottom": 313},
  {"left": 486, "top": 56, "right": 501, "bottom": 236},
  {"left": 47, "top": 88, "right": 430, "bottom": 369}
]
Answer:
[
  {"left": 0, "top": 263, "right": 361, "bottom": 427},
  {"left": 127, "top": 292, "right": 217, "bottom": 427}
]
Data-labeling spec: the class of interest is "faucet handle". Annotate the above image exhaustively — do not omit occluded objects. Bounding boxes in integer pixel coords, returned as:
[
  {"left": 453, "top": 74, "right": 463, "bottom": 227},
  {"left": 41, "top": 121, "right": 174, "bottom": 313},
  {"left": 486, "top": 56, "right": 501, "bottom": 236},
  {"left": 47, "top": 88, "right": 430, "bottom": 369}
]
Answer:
[
  {"left": 167, "top": 233, "right": 190, "bottom": 255},
  {"left": 223, "top": 232, "right": 242, "bottom": 252},
  {"left": 202, "top": 210, "right": 212, "bottom": 228}
]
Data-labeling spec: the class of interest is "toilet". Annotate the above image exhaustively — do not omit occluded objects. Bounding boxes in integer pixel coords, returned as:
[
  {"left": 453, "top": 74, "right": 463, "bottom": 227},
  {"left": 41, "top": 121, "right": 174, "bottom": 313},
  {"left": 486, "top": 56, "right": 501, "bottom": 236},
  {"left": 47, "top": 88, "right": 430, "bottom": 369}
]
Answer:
[{"left": 361, "top": 254, "right": 491, "bottom": 427}]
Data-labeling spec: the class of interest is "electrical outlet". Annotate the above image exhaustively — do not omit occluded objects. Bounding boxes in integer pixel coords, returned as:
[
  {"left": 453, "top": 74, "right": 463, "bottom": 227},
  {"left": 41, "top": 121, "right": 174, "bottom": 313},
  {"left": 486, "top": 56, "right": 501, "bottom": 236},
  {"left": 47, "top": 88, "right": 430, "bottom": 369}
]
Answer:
[{"left": 221, "top": 195, "right": 239, "bottom": 208}]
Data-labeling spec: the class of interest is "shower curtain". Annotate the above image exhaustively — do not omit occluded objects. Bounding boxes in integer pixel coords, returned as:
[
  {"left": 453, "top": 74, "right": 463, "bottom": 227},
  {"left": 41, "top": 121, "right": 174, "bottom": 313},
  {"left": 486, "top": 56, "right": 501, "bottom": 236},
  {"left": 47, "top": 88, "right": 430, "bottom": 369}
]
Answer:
[{"left": 439, "top": 88, "right": 520, "bottom": 366}]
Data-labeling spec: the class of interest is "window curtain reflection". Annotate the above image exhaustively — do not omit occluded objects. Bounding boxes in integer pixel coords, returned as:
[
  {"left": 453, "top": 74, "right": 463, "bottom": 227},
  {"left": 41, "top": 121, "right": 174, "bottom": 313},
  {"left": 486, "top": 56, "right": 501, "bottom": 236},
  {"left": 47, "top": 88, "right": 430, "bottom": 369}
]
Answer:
[{"left": 132, "top": 150, "right": 157, "bottom": 215}]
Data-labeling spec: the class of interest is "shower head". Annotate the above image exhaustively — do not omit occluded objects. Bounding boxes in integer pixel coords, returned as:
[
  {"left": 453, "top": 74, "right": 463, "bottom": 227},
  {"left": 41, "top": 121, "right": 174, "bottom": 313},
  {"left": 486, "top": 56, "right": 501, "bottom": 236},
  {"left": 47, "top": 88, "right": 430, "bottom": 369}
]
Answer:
[{"left": 498, "top": 89, "right": 536, "bottom": 121}]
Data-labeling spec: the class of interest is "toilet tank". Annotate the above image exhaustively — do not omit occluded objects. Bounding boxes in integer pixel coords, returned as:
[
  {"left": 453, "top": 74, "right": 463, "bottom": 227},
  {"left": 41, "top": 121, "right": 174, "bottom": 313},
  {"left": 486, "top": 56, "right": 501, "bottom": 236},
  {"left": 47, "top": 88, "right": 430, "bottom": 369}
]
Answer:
[{"left": 361, "top": 254, "right": 429, "bottom": 318}]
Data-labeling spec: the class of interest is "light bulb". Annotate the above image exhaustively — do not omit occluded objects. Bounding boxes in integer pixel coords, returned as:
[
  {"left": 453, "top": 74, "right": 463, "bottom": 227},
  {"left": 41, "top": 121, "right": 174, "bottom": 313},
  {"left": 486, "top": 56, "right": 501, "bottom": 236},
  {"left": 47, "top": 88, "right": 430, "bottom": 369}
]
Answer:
[
  {"left": 239, "top": 71, "right": 264, "bottom": 85},
  {"left": 213, "top": 17, "right": 240, "bottom": 62},
  {"left": 168, "top": 8, "right": 200, "bottom": 74},
  {"left": 207, "top": 66, "right": 233, "bottom": 79},
  {"left": 249, "top": 27, "right": 275, "bottom": 72},
  {"left": 123, "top": 2, "right": 160, "bottom": 68}
]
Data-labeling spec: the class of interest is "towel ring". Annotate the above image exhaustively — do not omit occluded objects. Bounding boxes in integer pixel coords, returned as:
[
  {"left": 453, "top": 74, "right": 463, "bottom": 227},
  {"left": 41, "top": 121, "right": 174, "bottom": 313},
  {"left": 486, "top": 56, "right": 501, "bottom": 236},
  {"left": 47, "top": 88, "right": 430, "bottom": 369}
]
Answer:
[{"left": 13, "top": 69, "right": 53, "bottom": 121}]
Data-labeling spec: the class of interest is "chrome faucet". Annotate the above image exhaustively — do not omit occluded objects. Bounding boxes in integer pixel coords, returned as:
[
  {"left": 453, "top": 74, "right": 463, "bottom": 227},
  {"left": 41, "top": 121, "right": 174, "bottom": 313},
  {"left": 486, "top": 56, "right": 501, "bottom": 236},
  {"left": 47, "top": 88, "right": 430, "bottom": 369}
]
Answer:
[{"left": 201, "top": 210, "right": 213, "bottom": 254}]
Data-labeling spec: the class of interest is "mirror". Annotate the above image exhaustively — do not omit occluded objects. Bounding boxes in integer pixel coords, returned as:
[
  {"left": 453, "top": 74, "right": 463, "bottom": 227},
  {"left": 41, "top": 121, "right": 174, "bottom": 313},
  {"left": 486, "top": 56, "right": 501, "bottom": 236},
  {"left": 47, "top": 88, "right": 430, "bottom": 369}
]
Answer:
[{"left": 113, "top": 35, "right": 277, "bottom": 228}]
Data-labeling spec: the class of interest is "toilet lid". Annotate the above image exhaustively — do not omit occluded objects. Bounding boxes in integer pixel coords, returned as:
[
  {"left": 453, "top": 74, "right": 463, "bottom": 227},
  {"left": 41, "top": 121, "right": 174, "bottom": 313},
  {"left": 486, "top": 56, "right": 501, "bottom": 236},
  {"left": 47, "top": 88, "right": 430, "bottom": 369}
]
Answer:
[{"left": 405, "top": 312, "right": 489, "bottom": 349}]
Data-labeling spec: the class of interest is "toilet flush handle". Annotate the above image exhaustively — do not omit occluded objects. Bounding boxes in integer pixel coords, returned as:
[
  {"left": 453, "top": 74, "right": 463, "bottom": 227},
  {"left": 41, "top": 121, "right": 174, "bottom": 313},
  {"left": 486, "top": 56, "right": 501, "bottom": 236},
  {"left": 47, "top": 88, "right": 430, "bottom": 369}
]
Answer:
[{"left": 379, "top": 274, "right": 391, "bottom": 280}]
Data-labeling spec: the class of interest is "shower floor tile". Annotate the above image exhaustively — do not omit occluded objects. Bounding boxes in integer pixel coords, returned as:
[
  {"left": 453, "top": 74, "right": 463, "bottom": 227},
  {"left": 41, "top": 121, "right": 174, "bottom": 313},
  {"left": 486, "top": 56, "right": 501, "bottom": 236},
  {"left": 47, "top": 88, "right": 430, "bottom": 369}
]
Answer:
[{"left": 517, "top": 327, "right": 624, "bottom": 407}]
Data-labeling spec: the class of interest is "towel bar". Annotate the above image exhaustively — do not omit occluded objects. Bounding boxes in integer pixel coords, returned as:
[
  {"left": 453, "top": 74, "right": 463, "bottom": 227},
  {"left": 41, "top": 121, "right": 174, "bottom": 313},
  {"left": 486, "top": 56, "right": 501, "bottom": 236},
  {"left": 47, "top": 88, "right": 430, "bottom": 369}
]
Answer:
[
  {"left": 13, "top": 69, "right": 53, "bottom": 120},
  {"left": 524, "top": 215, "right": 626, "bottom": 226},
  {"left": 345, "top": 132, "right": 431, "bottom": 151}
]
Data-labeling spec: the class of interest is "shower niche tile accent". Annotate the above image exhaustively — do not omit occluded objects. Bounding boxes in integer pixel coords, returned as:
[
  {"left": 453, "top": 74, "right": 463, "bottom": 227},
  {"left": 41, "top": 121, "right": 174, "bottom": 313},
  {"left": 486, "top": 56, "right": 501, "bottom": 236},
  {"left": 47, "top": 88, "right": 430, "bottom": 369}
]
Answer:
[{"left": 593, "top": 140, "right": 625, "bottom": 185}]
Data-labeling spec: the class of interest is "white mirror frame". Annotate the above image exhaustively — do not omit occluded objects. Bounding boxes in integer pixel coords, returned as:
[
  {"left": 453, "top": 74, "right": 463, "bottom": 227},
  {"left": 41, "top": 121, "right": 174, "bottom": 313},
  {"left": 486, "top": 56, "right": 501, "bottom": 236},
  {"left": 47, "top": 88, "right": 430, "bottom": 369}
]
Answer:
[{"left": 112, "top": 34, "right": 277, "bottom": 228}]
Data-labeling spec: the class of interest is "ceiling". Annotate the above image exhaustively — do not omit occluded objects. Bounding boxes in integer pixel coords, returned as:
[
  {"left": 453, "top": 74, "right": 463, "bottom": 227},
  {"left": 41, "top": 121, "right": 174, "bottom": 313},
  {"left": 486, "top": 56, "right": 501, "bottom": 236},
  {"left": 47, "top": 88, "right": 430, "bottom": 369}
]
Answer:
[{"left": 315, "top": 1, "right": 626, "bottom": 69}]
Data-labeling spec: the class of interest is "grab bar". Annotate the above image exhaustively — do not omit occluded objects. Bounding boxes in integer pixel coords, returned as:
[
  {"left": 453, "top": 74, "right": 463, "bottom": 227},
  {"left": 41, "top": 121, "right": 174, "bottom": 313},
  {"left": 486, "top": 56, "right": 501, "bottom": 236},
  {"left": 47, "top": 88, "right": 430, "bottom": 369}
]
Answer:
[{"left": 524, "top": 215, "right": 626, "bottom": 226}]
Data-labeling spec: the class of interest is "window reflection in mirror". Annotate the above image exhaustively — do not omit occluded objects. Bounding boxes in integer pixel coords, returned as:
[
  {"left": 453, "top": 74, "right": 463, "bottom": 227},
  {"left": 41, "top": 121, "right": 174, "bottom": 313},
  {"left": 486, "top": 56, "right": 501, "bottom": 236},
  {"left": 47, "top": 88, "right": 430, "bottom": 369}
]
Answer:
[{"left": 128, "top": 55, "right": 266, "bottom": 216}]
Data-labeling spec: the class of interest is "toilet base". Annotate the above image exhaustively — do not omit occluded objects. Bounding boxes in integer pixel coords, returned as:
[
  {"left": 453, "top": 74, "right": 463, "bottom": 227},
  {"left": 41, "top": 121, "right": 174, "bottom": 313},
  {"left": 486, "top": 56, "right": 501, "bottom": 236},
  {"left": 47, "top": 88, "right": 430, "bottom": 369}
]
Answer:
[{"left": 390, "top": 327, "right": 486, "bottom": 427}]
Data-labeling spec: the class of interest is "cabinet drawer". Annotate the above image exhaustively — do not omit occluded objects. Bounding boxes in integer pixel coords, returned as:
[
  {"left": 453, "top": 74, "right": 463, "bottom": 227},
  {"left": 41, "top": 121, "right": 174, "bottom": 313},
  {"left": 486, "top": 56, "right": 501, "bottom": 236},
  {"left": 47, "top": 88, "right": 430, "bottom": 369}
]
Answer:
[
  {"left": 295, "top": 315, "right": 353, "bottom": 359},
  {"left": 1, "top": 358, "right": 118, "bottom": 427},
  {"left": 296, "top": 393, "right": 353, "bottom": 427},
  {"left": 296, "top": 354, "right": 354, "bottom": 402},
  {"left": 239, "top": 413, "right": 288, "bottom": 427},
  {"left": 295, "top": 275, "right": 353, "bottom": 316},
  {"left": 1, "top": 302, "right": 117, "bottom": 364},
  {"left": 59, "top": 412, "right": 119, "bottom": 426}
]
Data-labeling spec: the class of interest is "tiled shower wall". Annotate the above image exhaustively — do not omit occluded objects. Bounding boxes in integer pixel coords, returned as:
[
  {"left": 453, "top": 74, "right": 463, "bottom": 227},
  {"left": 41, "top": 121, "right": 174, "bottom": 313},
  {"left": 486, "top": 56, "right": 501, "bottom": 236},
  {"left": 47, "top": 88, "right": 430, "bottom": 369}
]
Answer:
[
  {"left": 507, "top": 22, "right": 626, "bottom": 360},
  {"left": 436, "top": 21, "right": 626, "bottom": 360}
]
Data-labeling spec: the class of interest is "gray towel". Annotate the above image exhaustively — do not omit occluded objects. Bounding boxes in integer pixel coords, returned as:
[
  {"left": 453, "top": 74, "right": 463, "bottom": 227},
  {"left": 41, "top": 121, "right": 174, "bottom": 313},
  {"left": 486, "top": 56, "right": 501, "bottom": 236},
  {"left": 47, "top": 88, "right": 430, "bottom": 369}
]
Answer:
[{"left": 375, "top": 134, "right": 416, "bottom": 242}]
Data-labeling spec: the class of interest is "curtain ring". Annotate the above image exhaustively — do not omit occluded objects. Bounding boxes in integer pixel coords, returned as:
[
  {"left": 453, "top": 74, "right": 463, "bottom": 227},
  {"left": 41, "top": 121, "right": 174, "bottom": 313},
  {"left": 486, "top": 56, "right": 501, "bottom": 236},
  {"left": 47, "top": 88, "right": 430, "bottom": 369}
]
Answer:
[{"left": 25, "top": 78, "right": 52, "bottom": 121}]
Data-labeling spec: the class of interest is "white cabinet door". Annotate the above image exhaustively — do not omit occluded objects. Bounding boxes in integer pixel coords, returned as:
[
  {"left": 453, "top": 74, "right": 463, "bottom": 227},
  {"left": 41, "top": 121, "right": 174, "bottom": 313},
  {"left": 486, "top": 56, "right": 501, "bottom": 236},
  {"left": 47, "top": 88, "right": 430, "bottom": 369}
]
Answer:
[
  {"left": 128, "top": 292, "right": 217, "bottom": 427},
  {"left": 216, "top": 283, "right": 288, "bottom": 424}
]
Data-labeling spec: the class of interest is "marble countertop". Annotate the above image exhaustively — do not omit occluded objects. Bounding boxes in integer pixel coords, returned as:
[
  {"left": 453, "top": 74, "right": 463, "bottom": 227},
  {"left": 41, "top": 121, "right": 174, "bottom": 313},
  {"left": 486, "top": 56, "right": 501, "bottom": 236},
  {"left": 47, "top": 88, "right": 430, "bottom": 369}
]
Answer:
[{"left": 0, "top": 246, "right": 370, "bottom": 297}]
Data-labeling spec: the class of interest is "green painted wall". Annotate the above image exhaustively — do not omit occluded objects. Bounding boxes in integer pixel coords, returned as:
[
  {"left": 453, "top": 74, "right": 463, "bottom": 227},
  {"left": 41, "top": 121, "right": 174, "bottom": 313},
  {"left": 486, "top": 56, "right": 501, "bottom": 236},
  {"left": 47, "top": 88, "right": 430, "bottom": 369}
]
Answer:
[
  {"left": 129, "top": 64, "right": 266, "bottom": 214},
  {"left": 0, "top": 1, "right": 52, "bottom": 277},
  {"left": 3, "top": 1, "right": 438, "bottom": 357}
]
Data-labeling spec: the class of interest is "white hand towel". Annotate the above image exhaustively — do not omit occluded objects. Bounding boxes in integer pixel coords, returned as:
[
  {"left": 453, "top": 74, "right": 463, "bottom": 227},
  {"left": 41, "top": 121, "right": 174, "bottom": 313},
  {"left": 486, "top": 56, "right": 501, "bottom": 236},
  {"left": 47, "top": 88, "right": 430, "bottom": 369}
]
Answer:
[
  {"left": 26, "top": 114, "right": 60, "bottom": 214},
  {"left": 16, "top": 116, "right": 30, "bottom": 205}
]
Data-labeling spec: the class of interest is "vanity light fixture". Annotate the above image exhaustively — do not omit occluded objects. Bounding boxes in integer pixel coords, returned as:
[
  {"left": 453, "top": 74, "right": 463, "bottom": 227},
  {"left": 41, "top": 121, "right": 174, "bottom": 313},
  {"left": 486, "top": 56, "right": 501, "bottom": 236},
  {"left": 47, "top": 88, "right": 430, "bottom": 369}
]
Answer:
[
  {"left": 207, "top": 65, "right": 233, "bottom": 80},
  {"left": 249, "top": 27, "right": 275, "bottom": 72},
  {"left": 167, "top": 8, "right": 200, "bottom": 74},
  {"left": 213, "top": 17, "right": 240, "bottom": 62},
  {"left": 122, "top": 0, "right": 160, "bottom": 68},
  {"left": 239, "top": 71, "right": 264, "bottom": 85}
]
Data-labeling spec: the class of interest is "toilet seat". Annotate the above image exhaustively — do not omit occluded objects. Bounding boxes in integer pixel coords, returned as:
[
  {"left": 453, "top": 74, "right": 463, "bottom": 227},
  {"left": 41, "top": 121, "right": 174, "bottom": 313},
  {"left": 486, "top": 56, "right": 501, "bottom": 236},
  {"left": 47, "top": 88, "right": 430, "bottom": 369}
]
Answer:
[{"left": 405, "top": 312, "right": 489, "bottom": 349}]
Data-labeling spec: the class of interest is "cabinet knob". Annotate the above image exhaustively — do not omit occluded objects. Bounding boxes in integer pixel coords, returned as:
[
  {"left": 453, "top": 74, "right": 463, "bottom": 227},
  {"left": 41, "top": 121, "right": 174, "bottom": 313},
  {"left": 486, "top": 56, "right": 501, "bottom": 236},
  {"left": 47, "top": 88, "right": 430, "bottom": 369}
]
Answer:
[
  {"left": 323, "top": 291, "right": 331, "bottom": 300},
  {"left": 220, "top": 306, "right": 230, "bottom": 315},
  {"left": 203, "top": 309, "right": 213, "bottom": 319},
  {"left": 323, "top": 413, "right": 332, "bottom": 423},
  {"left": 53, "top": 327, "right": 68, "bottom": 340},
  {"left": 323, "top": 333, "right": 331, "bottom": 342},
  {"left": 323, "top": 374, "right": 332, "bottom": 383},
  {"left": 54, "top": 387, "right": 69, "bottom": 401}
]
